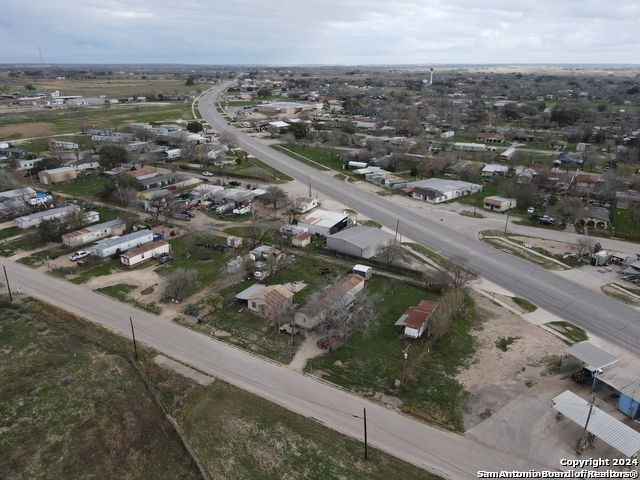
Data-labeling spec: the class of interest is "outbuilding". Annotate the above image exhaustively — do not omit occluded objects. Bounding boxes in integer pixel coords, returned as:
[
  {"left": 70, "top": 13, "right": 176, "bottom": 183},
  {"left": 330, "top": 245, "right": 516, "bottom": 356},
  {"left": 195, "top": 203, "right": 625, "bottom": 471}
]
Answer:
[
  {"left": 291, "top": 231, "right": 311, "bottom": 247},
  {"left": 120, "top": 240, "right": 170, "bottom": 267},
  {"left": 38, "top": 166, "right": 77, "bottom": 186},
  {"left": 326, "top": 225, "right": 394, "bottom": 259},
  {"left": 483, "top": 196, "right": 517, "bottom": 212},
  {"left": 298, "top": 210, "right": 349, "bottom": 237}
]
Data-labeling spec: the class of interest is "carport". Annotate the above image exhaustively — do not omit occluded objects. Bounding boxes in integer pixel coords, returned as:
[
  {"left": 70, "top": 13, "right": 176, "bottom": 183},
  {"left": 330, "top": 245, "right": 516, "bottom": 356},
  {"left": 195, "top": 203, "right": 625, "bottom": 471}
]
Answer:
[
  {"left": 553, "top": 390, "right": 640, "bottom": 458},
  {"left": 561, "top": 342, "right": 619, "bottom": 374}
]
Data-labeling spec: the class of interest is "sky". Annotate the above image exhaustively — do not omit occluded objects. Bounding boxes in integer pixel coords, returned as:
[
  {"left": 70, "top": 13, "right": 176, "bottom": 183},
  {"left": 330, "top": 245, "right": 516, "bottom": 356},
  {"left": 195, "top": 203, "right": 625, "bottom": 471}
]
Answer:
[{"left": 2, "top": 0, "right": 640, "bottom": 65}]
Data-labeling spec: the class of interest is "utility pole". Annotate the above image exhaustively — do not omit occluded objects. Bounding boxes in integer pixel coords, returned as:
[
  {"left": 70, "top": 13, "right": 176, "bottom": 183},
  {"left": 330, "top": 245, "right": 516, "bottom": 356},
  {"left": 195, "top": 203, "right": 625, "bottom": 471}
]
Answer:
[
  {"left": 353, "top": 408, "right": 368, "bottom": 460},
  {"left": 3, "top": 266, "right": 12, "bottom": 302},
  {"left": 308, "top": 172, "right": 311, "bottom": 197},
  {"left": 576, "top": 393, "right": 596, "bottom": 455},
  {"left": 394, "top": 219, "right": 400, "bottom": 243},
  {"left": 401, "top": 345, "right": 409, "bottom": 386},
  {"left": 129, "top": 316, "right": 139, "bottom": 359}
]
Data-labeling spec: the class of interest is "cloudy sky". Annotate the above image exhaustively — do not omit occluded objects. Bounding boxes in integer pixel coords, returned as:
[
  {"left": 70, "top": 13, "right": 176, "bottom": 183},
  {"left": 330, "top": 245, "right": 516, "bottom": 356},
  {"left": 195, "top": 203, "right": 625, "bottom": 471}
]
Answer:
[{"left": 2, "top": 0, "right": 639, "bottom": 65}]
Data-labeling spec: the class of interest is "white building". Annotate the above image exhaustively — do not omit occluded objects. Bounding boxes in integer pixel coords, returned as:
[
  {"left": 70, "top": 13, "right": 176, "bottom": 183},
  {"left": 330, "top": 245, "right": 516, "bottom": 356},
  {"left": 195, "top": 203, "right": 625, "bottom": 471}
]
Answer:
[
  {"left": 406, "top": 179, "right": 482, "bottom": 204},
  {"left": 62, "top": 219, "right": 127, "bottom": 247},
  {"left": 120, "top": 240, "right": 170, "bottom": 267},
  {"left": 15, "top": 205, "right": 81, "bottom": 229},
  {"left": 326, "top": 226, "right": 394, "bottom": 259},
  {"left": 92, "top": 230, "right": 154, "bottom": 258},
  {"left": 483, "top": 196, "right": 517, "bottom": 212},
  {"left": 481, "top": 164, "right": 509, "bottom": 177},
  {"left": 297, "top": 210, "right": 349, "bottom": 237},
  {"left": 453, "top": 142, "right": 486, "bottom": 152},
  {"left": 17, "top": 158, "right": 42, "bottom": 170}
]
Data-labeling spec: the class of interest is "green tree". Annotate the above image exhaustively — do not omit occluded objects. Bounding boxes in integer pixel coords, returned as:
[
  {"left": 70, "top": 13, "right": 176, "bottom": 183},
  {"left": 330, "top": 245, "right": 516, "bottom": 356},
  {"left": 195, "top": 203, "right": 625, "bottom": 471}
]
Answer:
[
  {"left": 100, "top": 174, "right": 143, "bottom": 203},
  {"left": 32, "top": 157, "right": 63, "bottom": 173},
  {"left": 186, "top": 121, "right": 204, "bottom": 133},
  {"left": 99, "top": 145, "right": 129, "bottom": 170},
  {"left": 257, "top": 87, "right": 272, "bottom": 98},
  {"left": 288, "top": 122, "right": 309, "bottom": 140},
  {"left": 24, "top": 83, "right": 36, "bottom": 91}
]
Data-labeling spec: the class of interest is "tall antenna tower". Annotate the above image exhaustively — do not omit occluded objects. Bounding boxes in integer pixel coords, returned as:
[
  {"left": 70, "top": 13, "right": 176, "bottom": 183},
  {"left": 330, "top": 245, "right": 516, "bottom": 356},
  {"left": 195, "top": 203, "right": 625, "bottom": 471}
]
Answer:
[{"left": 39, "top": 47, "right": 43, "bottom": 65}]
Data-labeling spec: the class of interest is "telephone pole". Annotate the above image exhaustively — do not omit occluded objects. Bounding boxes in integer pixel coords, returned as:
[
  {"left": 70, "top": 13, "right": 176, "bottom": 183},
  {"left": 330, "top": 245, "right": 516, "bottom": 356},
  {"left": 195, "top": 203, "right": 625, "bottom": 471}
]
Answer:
[
  {"left": 576, "top": 393, "right": 596, "bottom": 455},
  {"left": 129, "top": 317, "right": 139, "bottom": 359},
  {"left": 3, "top": 266, "right": 12, "bottom": 302}
]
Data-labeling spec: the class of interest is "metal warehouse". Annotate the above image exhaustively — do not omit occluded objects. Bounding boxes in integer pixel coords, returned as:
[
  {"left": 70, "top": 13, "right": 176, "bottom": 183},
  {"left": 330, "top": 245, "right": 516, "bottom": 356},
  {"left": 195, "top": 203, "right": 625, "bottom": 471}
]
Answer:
[{"left": 326, "top": 225, "right": 394, "bottom": 259}]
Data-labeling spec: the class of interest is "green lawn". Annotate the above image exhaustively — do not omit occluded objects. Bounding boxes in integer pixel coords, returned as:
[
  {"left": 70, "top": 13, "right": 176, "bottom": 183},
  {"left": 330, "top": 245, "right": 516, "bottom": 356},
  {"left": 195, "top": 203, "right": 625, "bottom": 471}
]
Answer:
[{"left": 271, "top": 145, "right": 333, "bottom": 171}]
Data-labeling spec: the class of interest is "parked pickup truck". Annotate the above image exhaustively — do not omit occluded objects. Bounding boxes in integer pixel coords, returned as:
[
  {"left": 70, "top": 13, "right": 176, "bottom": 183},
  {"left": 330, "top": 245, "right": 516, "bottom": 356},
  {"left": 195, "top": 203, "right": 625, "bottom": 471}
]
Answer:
[{"left": 571, "top": 366, "right": 602, "bottom": 384}]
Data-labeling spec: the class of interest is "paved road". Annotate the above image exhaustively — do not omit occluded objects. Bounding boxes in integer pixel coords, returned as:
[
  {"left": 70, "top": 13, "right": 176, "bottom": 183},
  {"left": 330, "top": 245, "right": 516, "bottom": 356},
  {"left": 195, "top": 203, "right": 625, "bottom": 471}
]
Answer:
[
  {"left": 200, "top": 85, "right": 640, "bottom": 358},
  {"left": 1, "top": 261, "right": 547, "bottom": 478}
]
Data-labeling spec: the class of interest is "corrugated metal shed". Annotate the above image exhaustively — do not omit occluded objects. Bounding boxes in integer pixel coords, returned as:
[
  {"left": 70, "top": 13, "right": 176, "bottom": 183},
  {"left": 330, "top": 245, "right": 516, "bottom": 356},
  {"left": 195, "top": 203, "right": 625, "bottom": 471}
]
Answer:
[
  {"left": 553, "top": 390, "right": 640, "bottom": 457},
  {"left": 621, "top": 380, "right": 640, "bottom": 403},
  {"left": 235, "top": 284, "right": 266, "bottom": 301},
  {"left": 597, "top": 368, "right": 639, "bottom": 392},
  {"left": 565, "top": 342, "right": 619, "bottom": 370}
]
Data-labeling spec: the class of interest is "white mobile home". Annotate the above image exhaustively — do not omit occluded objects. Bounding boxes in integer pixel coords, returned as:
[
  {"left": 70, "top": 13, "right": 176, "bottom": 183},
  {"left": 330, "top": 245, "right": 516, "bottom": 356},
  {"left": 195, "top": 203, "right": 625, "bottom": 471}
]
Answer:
[
  {"left": 62, "top": 218, "right": 127, "bottom": 247},
  {"left": 120, "top": 240, "right": 170, "bottom": 267},
  {"left": 163, "top": 149, "right": 182, "bottom": 160},
  {"left": 92, "top": 230, "right": 154, "bottom": 258},
  {"left": 15, "top": 205, "right": 81, "bottom": 229}
]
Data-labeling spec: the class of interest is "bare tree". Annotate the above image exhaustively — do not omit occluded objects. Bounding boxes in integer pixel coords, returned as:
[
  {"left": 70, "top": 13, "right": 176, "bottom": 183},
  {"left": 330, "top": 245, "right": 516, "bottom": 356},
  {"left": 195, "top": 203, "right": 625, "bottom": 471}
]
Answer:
[
  {"left": 428, "top": 288, "right": 465, "bottom": 340},
  {"left": 376, "top": 242, "right": 411, "bottom": 265},
  {"left": 574, "top": 237, "right": 594, "bottom": 263},
  {"left": 435, "top": 256, "right": 478, "bottom": 290},
  {"left": 164, "top": 268, "right": 199, "bottom": 302},
  {"left": 218, "top": 131, "right": 238, "bottom": 150},
  {"left": 258, "top": 186, "right": 290, "bottom": 211},
  {"left": 550, "top": 197, "right": 584, "bottom": 227}
]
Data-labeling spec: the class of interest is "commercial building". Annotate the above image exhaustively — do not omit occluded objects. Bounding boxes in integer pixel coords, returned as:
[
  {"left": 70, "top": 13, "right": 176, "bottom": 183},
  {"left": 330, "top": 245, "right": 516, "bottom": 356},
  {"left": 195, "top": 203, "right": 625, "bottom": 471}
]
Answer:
[
  {"left": 298, "top": 210, "right": 349, "bottom": 237},
  {"left": 326, "top": 226, "right": 394, "bottom": 259}
]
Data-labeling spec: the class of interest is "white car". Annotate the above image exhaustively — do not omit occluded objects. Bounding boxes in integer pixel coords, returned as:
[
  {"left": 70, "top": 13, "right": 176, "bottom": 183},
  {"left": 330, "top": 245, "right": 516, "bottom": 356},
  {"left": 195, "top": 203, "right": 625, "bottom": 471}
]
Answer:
[
  {"left": 69, "top": 251, "right": 90, "bottom": 261},
  {"left": 527, "top": 207, "right": 535, "bottom": 214},
  {"left": 202, "top": 171, "right": 214, "bottom": 177}
]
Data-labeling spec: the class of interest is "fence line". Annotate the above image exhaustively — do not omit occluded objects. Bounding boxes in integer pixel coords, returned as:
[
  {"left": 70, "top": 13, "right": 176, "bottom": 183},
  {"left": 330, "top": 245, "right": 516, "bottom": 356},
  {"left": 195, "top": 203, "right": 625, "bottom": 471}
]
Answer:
[{"left": 127, "top": 353, "right": 209, "bottom": 480}]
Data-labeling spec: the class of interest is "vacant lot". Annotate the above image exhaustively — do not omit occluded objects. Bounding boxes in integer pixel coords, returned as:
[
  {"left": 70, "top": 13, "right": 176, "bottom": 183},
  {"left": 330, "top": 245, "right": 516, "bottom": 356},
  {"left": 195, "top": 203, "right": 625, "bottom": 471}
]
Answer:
[
  {"left": 0, "top": 297, "right": 200, "bottom": 480},
  {"left": 179, "top": 381, "right": 440, "bottom": 480}
]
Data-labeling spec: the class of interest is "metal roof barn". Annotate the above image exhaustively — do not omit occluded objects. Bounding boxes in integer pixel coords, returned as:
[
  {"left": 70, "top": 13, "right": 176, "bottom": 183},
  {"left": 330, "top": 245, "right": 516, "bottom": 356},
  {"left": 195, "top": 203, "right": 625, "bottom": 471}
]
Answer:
[
  {"left": 553, "top": 390, "right": 640, "bottom": 457},
  {"left": 326, "top": 225, "right": 394, "bottom": 259}
]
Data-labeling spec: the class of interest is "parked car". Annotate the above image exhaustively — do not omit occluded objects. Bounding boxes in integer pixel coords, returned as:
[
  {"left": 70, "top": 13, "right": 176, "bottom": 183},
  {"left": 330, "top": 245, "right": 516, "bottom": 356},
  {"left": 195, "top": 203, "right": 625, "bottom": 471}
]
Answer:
[
  {"left": 539, "top": 215, "right": 554, "bottom": 225},
  {"left": 317, "top": 332, "right": 341, "bottom": 349},
  {"left": 228, "top": 180, "right": 241, "bottom": 186},
  {"left": 202, "top": 171, "right": 213, "bottom": 177},
  {"left": 69, "top": 251, "right": 90, "bottom": 261},
  {"left": 571, "top": 366, "right": 602, "bottom": 384},
  {"left": 158, "top": 255, "right": 173, "bottom": 264},
  {"left": 280, "top": 325, "right": 301, "bottom": 336},
  {"left": 527, "top": 207, "right": 535, "bottom": 214},
  {"left": 181, "top": 211, "right": 195, "bottom": 218}
]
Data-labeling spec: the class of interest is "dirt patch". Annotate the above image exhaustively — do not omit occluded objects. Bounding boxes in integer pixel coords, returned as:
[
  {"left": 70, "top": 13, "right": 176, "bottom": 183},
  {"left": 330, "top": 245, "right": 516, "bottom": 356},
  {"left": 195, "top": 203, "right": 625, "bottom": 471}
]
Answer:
[
  {"left": 460, "top": 291, "right": 567, "bottom": 430},
  {"left": 152, "top": 355, "right": 215, "bottom": 386}
]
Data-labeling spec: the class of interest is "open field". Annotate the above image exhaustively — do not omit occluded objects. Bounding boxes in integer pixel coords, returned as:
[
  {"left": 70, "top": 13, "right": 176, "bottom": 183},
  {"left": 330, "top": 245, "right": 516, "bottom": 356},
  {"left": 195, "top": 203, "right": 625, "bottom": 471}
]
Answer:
[{"left": 0, "top": 297, "right": 201, "bottom": 480}]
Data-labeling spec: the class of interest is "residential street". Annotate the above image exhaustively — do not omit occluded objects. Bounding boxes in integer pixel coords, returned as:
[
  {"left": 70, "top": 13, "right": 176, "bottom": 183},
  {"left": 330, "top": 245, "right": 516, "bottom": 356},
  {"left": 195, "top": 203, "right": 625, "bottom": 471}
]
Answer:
[{"left": 1, "top": 261, "right": 547, "bottom": 478}]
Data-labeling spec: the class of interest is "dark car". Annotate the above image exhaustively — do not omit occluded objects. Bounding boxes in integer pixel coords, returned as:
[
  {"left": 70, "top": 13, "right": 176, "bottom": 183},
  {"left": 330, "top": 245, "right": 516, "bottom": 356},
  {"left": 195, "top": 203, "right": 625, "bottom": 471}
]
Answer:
[
  {"left": 181, "top": 211, "right": 195, "bottom": 218},
  {"left": 571, "top": 366, "right": 602, "bottom": 384},
  {"left": 158, "top": 256, "right": 173, "bottom": 264},
  {"left": 317, "top": 333, "right": 341, "bottom": 349}
]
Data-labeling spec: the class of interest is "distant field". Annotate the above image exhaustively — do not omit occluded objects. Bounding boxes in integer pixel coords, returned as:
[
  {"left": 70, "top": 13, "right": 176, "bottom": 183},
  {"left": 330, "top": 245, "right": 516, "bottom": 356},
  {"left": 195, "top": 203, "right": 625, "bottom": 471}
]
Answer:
[{"left": 0, "top": 102, "right": 194, "bottom": 139}]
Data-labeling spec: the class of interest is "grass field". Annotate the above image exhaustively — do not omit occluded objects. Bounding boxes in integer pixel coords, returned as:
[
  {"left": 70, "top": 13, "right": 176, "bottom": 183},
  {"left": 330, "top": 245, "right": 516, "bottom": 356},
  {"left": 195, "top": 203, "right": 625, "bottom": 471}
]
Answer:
[
  {"left": 0, "top": 297, "right": 201, "bottom": 480},
  {"left": 179, "top": 381, "right": 441, "bottom": 480}
]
